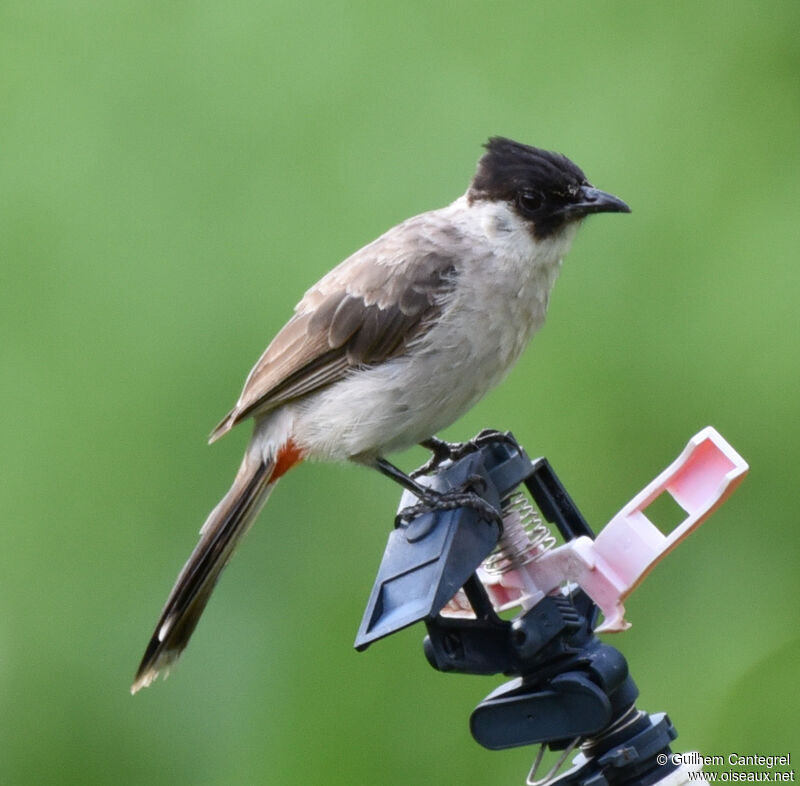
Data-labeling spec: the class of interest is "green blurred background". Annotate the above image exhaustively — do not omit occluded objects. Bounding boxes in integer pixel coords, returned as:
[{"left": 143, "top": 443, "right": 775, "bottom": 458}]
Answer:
[{"left": 1, "top": 1, "right": 798, "bottom": 783}]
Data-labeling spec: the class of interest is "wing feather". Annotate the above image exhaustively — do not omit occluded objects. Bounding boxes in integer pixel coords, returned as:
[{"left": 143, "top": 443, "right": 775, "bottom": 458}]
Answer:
[{"left": 209, "top": 212, "right": 461, "bottom": 442}]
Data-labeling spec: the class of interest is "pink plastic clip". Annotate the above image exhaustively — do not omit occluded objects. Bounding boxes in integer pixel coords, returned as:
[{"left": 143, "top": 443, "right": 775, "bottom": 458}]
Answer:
[{"left": 475, "top": 427, "right": 749, "bottom": 631}]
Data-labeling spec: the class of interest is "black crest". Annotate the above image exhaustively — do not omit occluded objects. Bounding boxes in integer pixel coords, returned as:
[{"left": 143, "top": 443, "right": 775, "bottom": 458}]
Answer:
[
  {"left": 470, "top": 137, "right": 587, "bottom": 201},
  {"left": 468, "top": 137, "right": 592, "bottom": 238}
]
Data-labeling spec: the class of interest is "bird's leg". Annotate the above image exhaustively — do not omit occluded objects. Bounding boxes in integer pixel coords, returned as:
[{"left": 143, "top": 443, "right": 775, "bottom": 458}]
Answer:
[
  {"left": 373, "top": 456, "right": 502, "bottom": 527},
  {"left": 374, "top": 457, "right": 433, "bottom": 499}
]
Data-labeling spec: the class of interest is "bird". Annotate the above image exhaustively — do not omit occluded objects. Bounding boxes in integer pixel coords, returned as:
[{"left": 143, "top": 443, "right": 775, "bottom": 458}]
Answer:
[{"left": 131, "top": 136, "right": 630, "bottom": 693}]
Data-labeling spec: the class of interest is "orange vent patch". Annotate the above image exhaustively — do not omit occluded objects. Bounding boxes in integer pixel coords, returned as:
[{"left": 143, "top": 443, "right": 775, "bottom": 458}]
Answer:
[{"left": 272, "top": 439, "right": 305, "bottom": 480}]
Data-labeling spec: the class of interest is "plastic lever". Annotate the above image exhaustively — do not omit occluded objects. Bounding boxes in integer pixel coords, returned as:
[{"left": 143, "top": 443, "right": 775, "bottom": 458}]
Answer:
[{"left": 477, "top": 426, "right": 749, "bottom": 632}]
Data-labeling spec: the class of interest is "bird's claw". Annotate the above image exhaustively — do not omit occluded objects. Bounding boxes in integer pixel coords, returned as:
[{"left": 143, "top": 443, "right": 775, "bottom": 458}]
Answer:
[
  {"left": 395, "top": 474, "right": 502, "bottom": 527},
  {"left": 411, "top": 436, "right": 461, "bottom": 478},
  {"left": 412, "top": 430, "right": 518, "bottom": 478}
]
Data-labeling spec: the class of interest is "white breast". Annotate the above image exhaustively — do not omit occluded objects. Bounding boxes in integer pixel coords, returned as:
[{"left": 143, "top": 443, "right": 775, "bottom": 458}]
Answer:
[{"left": 270, "top": 198, "right": 578, "bottom": 463}]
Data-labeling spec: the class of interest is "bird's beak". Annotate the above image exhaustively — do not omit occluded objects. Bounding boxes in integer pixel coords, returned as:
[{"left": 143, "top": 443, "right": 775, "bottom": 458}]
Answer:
[{"left": 563, "top": 185, "right": 631, "bottom": 219}]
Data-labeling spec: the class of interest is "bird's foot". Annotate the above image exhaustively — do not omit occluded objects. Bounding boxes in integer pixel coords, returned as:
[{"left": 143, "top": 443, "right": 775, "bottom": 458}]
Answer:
[
  {"left": 411, "top": 436, "right": 461, "bottom": 478},
  {"left": 412, "top": 430, "right": 518, "bottom": 478},
  {"left": 395, "top": 474, "right": 502, "bottom": 527}
]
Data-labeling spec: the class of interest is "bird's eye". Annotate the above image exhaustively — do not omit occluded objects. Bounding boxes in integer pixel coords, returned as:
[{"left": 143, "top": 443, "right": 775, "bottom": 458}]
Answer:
[{"left": 517, "top": 190, "right": 543, "bottom": 215}]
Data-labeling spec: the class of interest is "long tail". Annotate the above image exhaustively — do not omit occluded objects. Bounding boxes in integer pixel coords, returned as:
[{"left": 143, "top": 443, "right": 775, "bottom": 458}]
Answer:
[{"left": 132, "top": 447, "right": 284, "bottom": 693}]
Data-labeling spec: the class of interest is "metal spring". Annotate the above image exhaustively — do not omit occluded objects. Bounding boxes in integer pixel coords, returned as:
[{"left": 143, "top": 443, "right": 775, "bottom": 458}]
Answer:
[
  {"left": 524, "top": 708, "right": 645, "bottom": 786},
  {"left": 580, "top": 704, "right": 644, "bottom": 755},
  {"left": 526, "top": 738, "right": 579, "bottom": 786},
  {"left": 483, "top": 491, "right": 556, "bottom": 575}
]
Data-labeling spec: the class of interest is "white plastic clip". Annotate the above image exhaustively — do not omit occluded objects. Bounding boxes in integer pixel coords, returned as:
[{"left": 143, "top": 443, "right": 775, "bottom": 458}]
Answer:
[
  {"left": 589, "top": 426, "right": 749, "bottom": 629},
  {"left": 477, "top": 427, "right": 749, "bottom": 631}
]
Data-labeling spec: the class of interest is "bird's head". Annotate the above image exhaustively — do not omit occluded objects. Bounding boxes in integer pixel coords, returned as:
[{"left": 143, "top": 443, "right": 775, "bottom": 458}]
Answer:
[{"left": 468, "top": 137, "right": 630, "bottom": 240}]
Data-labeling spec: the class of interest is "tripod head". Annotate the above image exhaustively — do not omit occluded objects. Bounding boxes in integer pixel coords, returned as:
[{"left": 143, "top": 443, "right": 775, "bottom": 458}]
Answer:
[{"left": 356, "top": 429, "right": 748, "bottom": 785}]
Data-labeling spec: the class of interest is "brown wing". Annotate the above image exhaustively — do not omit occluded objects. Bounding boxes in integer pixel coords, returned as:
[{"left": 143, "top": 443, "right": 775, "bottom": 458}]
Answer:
[{"left": 209, "top": 212, "right": 461, "bottom": 442}]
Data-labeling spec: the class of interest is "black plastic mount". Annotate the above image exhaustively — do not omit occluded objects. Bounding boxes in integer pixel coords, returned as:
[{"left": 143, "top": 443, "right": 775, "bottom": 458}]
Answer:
[
  {"left": 355, "top": 432, "right": 591, "bottom": 650},
  {"left": 355, "top": 431, "right": 678, "bottom": 786}
]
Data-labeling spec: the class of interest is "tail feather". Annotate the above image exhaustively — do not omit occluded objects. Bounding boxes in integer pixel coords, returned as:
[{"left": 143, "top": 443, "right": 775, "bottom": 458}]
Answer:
[
  {"left": 131, "top": 453, "right": 275, "bottom": 693},
  {"left": 208, "top": 410, "right": 235, "bottom": 444}
]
